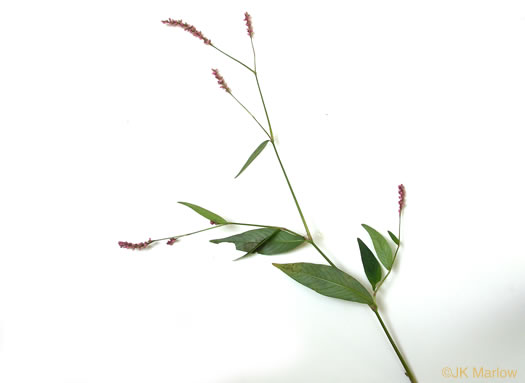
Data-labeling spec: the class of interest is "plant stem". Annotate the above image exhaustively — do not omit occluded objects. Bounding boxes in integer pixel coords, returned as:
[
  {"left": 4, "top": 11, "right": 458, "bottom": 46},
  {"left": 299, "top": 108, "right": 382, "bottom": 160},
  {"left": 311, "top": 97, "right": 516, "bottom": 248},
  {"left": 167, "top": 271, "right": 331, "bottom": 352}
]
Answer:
[
  {"left": 211, "top": 44, "right": 255, "bottom": 74},
  {"left": 270, "top": 142, "right": 313, "bottom": 241},
  {"left": 373, "top": 309, "right": 417, "bottom": 383},
  {"left": 309, "top": 241, "right": 336, "bottom": 268},
  {"left": 374, "top": 215, "right": 402, "bottom": 296},
  {"left": 229, "top": 93, "right": 271, "bottom": 139},
  {"left": 153, "top": 222, "right": 305, "bottom": 243},
  {"left": 152, "top": 224, "right": 226, "bottom": 242},
  {"left": 251, "top": 38, "right": 274, "bottom": 141}
]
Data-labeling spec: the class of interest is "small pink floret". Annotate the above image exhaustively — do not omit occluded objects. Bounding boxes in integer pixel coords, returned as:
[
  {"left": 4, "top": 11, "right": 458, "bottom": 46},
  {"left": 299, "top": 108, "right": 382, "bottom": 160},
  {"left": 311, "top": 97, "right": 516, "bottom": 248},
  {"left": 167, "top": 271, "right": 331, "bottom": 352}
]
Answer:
[
  {"left": 244, "top": 12, "right": 254, "bottom": 37},
  {"left": 118, "top": 238, "right": 153, "bottom": 250},
  {"left": 161, "top": 18, "right": 211, "bottom": 45},
  {"left": 398, "top": 184, "right": 406, "bottom": 214},
  {"left": 211, "top": 68, "right": 231, "bottom": 93}
]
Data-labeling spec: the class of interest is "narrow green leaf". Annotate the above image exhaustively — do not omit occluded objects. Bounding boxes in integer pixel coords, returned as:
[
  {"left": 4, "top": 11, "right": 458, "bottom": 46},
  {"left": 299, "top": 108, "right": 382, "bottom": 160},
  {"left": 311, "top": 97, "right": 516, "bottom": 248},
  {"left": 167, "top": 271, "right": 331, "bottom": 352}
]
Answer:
[
  {"left": 388, "top": 231, "right": 400, "bottom": 246},
  {"left": 211, "top": 228, "right": 275, "bottom": 252},
  {"left": 235, "top": 140, "right": 270, "bottom": 178},
  {"left": 233, "top": 229, "right": 279, "bottom": 261},
  {"left": 357, "top": 238, "right": 382, "bottom": 290},
  {"left": 178, "top": 202, "right": 228, "bottom": 224},
  {"left": 362, "top": 224, "right": 393, "bottom": 270},
  {"left": 273, "top": 262, "right": 374, "bottom": 305},
  {"left": 211, "top": 228, "right": 305, "bottom": 255},
  {"left": 258, "top": 230, "right": 305, "bottom": 255}
]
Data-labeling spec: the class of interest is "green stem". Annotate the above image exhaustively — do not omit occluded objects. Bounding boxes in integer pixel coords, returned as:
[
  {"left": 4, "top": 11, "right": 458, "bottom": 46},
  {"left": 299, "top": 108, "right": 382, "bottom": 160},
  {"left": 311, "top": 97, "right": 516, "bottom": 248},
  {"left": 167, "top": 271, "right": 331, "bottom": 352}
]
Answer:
[
  {"left": 271, "top": 142, "right": 313, "bottom": 242},
  {"left": 152, "top": 224, "right": 225, "bottom": 242},
  {"left": 373, "top": 309, "right": 417, "bottom": 383},
  {"left": 153, "top": 222, "right": 305, "bottom": 244},
  {"left": 229, "top": 93, "right": 271, "bottom": 139},
  {"left": 374, "top": 215, "right": 402, "bottom": 296},
  {"left": 211, "top": 45, "right": 255, "bottom": 74},
  {"left": 309, "top": 241, "right": 336, "bottom": 268},
  {"left": 251, "top": 39, "right": 274, "bottom": 140}
]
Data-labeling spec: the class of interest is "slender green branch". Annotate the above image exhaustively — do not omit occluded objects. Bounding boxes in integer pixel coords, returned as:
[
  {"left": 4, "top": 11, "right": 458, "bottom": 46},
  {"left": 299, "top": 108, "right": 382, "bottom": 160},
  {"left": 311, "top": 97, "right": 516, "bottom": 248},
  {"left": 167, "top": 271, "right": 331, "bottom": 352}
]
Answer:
[
  {"left": 211, "top": 44, "right": 255, "bottom": 74},
  {"left": 152, "top": 224, "right": 226, "bottom": 242},
  {"left": 228, "top": 93, "right": 271, "bottom": 139},
  {"left": 271, "top": 142, "right": 313, "bottom": 241},
  {"left": 374, "top": 215, "right": 402, "bottom": 296},
  {"left": 250, "top": 38, "right": 257, "bottom": 71},
  {"left": 254, "top": 73, "right": 273, "bottom": 140},
  {"left": 309, "top": 241, "right": 336, "bottom": 268},
  {"left": 373, "top": 309, "right": 417, "bottom": 383},
  {"left": 250, "top": 39, "right": 274, "bottom": 140},
  {"left": 153, "top": 221, "right": 305, "bottom": 244}
]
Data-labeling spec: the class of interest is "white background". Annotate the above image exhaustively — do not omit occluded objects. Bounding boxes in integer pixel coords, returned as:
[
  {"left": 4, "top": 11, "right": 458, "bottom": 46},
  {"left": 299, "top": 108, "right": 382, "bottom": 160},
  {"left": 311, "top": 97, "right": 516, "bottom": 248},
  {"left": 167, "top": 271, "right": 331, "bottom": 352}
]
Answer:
[{"left": 1, "top": 1, "right": 524, "bottom": 382}]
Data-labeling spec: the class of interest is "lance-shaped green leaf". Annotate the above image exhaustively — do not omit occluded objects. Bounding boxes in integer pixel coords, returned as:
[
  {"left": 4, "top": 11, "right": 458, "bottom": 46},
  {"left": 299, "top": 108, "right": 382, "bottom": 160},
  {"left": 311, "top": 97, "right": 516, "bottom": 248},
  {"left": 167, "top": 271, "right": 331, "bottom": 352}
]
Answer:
[
  {"left": 388, "top": 231, "right": 400, "bottom": 246},
  {"left": 233, "top": 229, "right": 279, "bottom": 261},
  {"left": 178, "top": 201, "right": 228, "bottom": 224},
  {"left": 210, "top": 228, "right": 305, "bottom": 255},
  {"left": 273, "top": 262, "right": 374, "bottom": 305},
  {"left": 357, "top": 238, "right": 382, "bottom": 290},
  {"left": 235, "top": 140, "right": 269, "bottom": 178},
  {"left": 362, "top": 224, "right": 393, "bottom": 270}
]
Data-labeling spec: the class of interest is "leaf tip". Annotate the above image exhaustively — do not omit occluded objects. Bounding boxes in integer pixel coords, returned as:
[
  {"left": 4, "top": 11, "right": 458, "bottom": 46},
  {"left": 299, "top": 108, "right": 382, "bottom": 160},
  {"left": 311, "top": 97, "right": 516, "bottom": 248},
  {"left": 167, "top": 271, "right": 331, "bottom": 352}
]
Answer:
[{"left": 388, "top": 230, "right": 400, "bottom": 245}]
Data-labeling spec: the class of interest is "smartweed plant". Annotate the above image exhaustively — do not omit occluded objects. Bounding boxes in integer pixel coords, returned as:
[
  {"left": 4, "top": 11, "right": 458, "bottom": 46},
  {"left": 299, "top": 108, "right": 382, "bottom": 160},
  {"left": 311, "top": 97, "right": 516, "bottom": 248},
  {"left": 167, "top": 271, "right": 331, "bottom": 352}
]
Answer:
[{"left": 119, "top": 12, "right": 417, "bottom": 383}]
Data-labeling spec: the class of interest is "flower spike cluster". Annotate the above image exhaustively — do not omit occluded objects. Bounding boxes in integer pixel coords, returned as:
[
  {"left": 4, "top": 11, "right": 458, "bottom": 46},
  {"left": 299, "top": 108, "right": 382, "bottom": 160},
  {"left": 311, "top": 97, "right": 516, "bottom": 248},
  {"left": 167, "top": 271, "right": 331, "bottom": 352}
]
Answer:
[
  {"left": 161, "top": 18, "right": 211, "bottom": 45},
  {"left": 398, "top": 184, "right": 406, "bottom": 214},
  {"left": 212, "top": 69, "right": 231, "bottom": 93},
  {"left": 244, "top": 12, "right": 254, "bottom": 37},
  {"left": 118, "top": 238, "right": 153, "bottom": 250}
]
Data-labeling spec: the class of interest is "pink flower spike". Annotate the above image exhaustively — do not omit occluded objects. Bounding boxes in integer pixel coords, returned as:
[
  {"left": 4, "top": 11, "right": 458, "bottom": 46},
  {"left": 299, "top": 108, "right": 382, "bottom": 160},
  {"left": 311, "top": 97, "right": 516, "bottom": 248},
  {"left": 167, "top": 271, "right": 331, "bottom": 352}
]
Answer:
[
  {"left": 161, "top": 18, "right": 212, "bottom": 45},
  {"left": 118, "top": 238, "right": 153, "bottom": 250},
  {"left": 166, "top": 238, "right": 177, "bottom": 246},
  {"left": 211, "top": 68, "right": 231, "bottom": 93},
  {"left": 398, "top": 184, "right": 406, "bottom": 214},
  {"left": 244, "top": 12, "right": 254, "bottom": 37}
]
